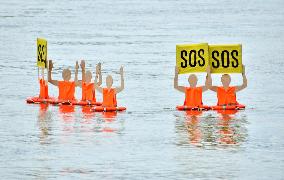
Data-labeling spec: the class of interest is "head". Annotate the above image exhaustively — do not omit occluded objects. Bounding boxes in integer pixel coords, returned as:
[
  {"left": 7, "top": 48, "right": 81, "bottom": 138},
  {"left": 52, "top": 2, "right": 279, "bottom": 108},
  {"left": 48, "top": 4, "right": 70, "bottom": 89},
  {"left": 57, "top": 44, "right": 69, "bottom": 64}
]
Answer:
[
  {"left": 106, "top": 75, "right": 113, "bottom": 88},
  {"left": 188, "top": 74, "right": 198, "bottom": 87},
  {"left": 62, "top": 69, "right": 71, "bottom": 81},
  {"left": 85, "top": 71, "right": 92, "bottom": 83},
  {"left": 221, "top": 74, "right": 231, "bottom": 87}
]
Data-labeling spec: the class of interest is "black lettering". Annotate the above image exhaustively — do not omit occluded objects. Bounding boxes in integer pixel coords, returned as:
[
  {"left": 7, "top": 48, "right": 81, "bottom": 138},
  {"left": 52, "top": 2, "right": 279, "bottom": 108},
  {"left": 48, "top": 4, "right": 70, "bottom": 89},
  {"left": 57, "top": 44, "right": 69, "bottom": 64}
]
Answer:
[
  {"left": 198, "top": 49, "right": 205, "bottom": 66},
  {"left": 211, "top": 50, "right": 220, "bottom": 68},
  {"left": 231, "top": 50, "right": 239, "bottom": 68},
  {"left": 221, "top": 50, "right": 230, "bottom": 68},
  {"left": 180, "top": 50, "right": 187, "bottom": 68},
  {"left": 188, "top": 50, "right": 197, "bottom": 67}
]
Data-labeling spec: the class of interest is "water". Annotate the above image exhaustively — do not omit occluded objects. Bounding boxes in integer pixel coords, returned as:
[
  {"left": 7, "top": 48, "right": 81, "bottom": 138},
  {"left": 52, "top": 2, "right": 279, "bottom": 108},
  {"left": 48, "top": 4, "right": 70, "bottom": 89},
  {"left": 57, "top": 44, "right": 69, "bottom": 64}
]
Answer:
[{"left": 0, "top": 0, "right": 284, "bottom": 179}]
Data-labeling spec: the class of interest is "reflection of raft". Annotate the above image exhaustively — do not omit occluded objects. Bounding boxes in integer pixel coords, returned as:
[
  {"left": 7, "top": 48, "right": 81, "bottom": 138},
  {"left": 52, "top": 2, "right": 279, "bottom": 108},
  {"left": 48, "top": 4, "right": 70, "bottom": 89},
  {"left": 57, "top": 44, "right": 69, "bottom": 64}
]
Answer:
[
  {"left": 176, "top": 105, "right": 210, "bottom": 111},
  {"left": 26, "top": 97, "right": 102, "bottom": 106},
  {"left": 92, "top": 106, "right": 126, "bottom": 112}
]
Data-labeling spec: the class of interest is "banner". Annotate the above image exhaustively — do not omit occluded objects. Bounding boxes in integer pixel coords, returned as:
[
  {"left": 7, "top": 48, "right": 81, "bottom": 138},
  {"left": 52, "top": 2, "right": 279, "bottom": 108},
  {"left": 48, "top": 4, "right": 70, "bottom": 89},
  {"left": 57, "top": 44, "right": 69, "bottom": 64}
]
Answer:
[
  {"left": 176, "top": 43, "right": 209, "bottom": 74},
  {"left": 209, "top": 44, "right": 242, "bottom": 73},
  {"left": 37, "top": 38, "right": 47, "bottom": 68}
]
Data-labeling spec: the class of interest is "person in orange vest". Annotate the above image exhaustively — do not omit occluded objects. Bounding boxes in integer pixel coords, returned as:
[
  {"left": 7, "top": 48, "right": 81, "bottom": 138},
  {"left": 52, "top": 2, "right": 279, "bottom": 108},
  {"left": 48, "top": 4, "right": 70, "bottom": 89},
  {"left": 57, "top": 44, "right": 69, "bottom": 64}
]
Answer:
[
  {"left": 75, "top": 60, "right": 102, "bottom": 103},
  {"left": 174, "top": 65, "right": 211, "bottom": 107},
  {"left": 94, "top": 66, "right": 124, "bottom": 107},
  {"left": 48, "top": 60, "right": 79, "bottom": 101},
  {"left": 209, "top": 65, "right": 247, "bottom": 106}
]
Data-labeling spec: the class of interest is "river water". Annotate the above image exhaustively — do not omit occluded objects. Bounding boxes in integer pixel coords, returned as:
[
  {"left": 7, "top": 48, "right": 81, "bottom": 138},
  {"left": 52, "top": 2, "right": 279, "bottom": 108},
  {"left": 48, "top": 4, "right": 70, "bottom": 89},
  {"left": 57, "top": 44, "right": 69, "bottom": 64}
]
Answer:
[{"left": 0, "top": 0, "right": 284, "bottom": 179}]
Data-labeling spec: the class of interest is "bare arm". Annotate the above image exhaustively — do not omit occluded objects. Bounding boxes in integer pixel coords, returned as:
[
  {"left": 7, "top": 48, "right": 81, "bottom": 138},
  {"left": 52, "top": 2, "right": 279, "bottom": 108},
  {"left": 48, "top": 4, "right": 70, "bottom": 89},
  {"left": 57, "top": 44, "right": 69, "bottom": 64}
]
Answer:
[
  {"left": 96, "top": 63, "right": 102, "bottom": 86},
  {"left": 201, "top": 65, "right": 211, "bottom": 92},
  {"left": 94, "top": 72, "right": 103, "bottom": 93},
  {"left": 74, "top": 61, "right": 80, "bottom": 87},
  {"left": 48, "top": 60, "right": 58, "bottom": 86},
  {"left": 207, "top": 65, "right": 218, "bottom": 92},
  {"left": 174, "top": 66, "right": 185, "bottom": 93},
  {"left": 236, "top": 65, "right": 247, "bottom": 92},
  {"left": 76, "top": 60, "right": 85, "bottom": 87},
  {"left": 115, "top": 66, "right": 124, "bottom": 94}
]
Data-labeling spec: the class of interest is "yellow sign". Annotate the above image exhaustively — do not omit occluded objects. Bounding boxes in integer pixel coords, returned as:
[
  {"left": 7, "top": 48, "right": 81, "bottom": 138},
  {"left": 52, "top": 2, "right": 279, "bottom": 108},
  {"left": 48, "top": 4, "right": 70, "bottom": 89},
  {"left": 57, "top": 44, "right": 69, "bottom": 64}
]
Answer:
[
  {"left": 209, "top": 44, "right": 242, "bottom": 73},
  {"left": 176, "top": 43, "right": 209, "bottom": 74},
  {"left": 37, "top": 38, "right": 47, "bottom": 68}
]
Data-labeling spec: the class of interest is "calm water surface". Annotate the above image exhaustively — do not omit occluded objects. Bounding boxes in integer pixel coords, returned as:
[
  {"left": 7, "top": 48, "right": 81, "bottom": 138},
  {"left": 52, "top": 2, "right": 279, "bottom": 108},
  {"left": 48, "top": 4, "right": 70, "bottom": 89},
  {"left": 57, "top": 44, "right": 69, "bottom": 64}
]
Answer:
[{"left": 0, "top": 0, "right": 284, "bottom": 179}]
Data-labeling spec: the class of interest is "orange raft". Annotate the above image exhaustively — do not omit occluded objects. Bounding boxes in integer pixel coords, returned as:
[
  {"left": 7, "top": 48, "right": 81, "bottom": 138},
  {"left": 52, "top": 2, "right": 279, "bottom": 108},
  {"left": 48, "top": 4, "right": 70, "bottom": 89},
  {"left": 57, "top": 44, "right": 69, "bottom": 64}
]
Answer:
[
  {"left": 92, "top": 106, "right": 126, "bottom": 112},
  {"left": 26, "top": 97, "right": 55, "bottom": 104},
  {"left": 27, "top": 98, "right": 102, "bottom": 106},
  {"left": 176, "top": 104, "right": 246, "bottom": 111},
  {"left": 210, "top": 104, "right": 246, "bottom": 110},
  {"left": 49, "top": 100, "right": 102, "bottom": 106},
  {"left": 176, "top": 105, "right": 211, "bottom": 111}
]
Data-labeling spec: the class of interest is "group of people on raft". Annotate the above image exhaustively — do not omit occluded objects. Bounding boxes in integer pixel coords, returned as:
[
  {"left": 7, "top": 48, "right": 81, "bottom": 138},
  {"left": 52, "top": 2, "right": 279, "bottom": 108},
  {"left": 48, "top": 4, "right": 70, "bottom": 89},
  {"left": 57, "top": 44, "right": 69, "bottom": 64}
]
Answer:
[
  {"left": 33, "top": 59, "right": 247, "bottom": 111},
  {"left": 174, "top": 64, "right": 247, "bottom": 110},
  {"left": 35, "top": 60, "right": 124, "bottom": 109}
]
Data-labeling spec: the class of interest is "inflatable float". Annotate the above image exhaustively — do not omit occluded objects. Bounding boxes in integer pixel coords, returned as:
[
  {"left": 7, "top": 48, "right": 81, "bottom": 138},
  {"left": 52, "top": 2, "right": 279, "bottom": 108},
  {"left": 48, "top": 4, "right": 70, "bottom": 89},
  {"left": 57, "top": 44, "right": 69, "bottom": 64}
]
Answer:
[
  {"left": 92, "top": 106, "right": 126, "bottom": 112},
  {"left": 176, "top": 105, "right": 211, "bottom": 111},
  {"left": 26, "top": 97, "right": 56, "bottom": 104},
  {"left": 176, "top": 104, "right": 245, "bottom": 111},
  {"left": 210, "top": 104, "right": 245, "bottom": 110},
  {"left": 26, "top": 97, "right": 102, "bottom": 106}
]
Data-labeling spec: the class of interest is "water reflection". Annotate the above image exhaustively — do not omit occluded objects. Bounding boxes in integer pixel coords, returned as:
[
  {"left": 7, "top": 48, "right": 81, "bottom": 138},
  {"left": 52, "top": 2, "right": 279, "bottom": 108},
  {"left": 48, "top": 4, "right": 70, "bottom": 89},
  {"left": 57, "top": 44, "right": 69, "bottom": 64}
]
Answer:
[
  {"left": 59, "top": 105, "right": 75, "bottom": 123},
  {"left": 176, "top": 110, "right": 248, "bottom": 148},
  {"left": 37, "top": 103, "right": 52, "bottom": 144}
]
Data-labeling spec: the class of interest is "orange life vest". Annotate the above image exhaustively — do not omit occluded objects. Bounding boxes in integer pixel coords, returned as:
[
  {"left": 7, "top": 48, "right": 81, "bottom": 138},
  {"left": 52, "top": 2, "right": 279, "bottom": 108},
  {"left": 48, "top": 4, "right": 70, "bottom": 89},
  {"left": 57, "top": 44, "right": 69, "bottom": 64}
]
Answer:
[
  {"left": 81, "top": 82, "right": 96, "bottom": 102},
  {"left": 217, "top": 86, "right": 238, "bottom": 106},
  {"left": 184, "top": 87, "right": 203, "bottom": 107},
  {"left": 58, "top": 81, "right": 76, "bottom": 100},
  {"left": 39, "top": 79, "right": 49, "bottom": 99},
  {"left": 102, "top": 88, "right": 117, "bottom": 107}
]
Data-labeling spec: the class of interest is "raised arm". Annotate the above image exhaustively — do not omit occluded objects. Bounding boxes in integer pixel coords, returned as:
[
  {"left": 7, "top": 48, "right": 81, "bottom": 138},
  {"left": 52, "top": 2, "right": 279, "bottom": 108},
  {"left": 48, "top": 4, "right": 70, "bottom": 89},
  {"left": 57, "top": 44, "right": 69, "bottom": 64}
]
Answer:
[
  {"left": 74, "top": 61, "right": 80, "bottom": 86},
  {"left": 236, "top": 65, "right": 247, "bottom": 92},
  {"left": 115, "top": 66, "right": 124, "bottom": 94},
  {"left": 48, "top": 60, "right": 58, "bottom": 86},
  {"left": 94, "top": 71, "right": 103, "bottom": 93},
  {"left": 75, "top": 60, "right": 85, "bottom": 87},
  {"left": 202, "top": 65, "right": 211, "bottom": 92},
  {"left": 208, "top": 65, "right": 218, "bottom": 92},
  {"left": 174, "top": 66, "right": 185, "bottom": 93},
  {"left": 96, "top": 63, "right": 102, "bottom": 86}
]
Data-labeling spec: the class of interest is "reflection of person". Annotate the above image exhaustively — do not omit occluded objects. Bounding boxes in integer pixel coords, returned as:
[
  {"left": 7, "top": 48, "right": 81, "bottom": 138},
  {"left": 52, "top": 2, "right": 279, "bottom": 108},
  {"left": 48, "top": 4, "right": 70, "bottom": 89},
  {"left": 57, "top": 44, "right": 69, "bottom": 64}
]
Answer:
[
  {"left": 94, "top": 66, "right": 124, "bottom": 107},
  {"left": 209, "top": 65, "right": 247, "bottom": 106},
  {"left": 81, "top": 106, "right": 95, "bottom": 120},
  {"left": 37, "top": 103, "right": 50, "bottom": 144},
  {"left": 186, "top": 115, "right": 202, "bottom": 145},
  {"left": 217, "top": 113, "right": 236, "bottom": 145},
  {"left": 75, "top": 60, "right": 102, "bottom": 103},
  {"left": 48, "top": 60, "right": 78, "bottom": 101},
  {"left": 174, "top": 66, "right": 211, "bottom": 107},
  {"left": 103, "top": 111, "right": 117, "bottom": 120},
  {"left": 59, "top": 105, "right": 75, "bottom": 122}
]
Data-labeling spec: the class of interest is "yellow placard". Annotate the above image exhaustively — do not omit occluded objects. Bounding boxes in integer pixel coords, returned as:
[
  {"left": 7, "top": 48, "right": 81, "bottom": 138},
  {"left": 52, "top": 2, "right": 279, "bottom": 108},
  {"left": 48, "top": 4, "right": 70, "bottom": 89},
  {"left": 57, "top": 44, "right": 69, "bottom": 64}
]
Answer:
[
  {"left": 209, "top": 44, "right": 242, "bottom": 73},
  {"left": 176, "top": 43, "right": 209, "bottom": 74},
  {"left": 37, "top": 38, "right": 47, "bottom": 68}
]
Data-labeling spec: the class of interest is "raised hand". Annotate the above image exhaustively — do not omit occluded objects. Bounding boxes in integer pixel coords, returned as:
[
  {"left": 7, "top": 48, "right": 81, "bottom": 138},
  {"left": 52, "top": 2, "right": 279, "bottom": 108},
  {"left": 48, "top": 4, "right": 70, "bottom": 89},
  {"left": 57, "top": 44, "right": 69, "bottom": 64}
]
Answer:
[
  {"left": 120, "top": 66, "right": 124, "bottom": 76},
  {"left": 80, "top": 60, "right": 85, "bottom": 70},
  {"left": 96, "top": 62, "right": 101, "bottom": 74},
  {"left": 48, "top": 60, "right": 53, "bottom": 71},
  {"left": 206, "top": 65, "right": 211, "bottom": 74},
  {"left": 75, "top": 61, "right": 79, "bottom": 70},
  {"left": 175, "top": 66, "right": 179, "bottom": 76}
]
